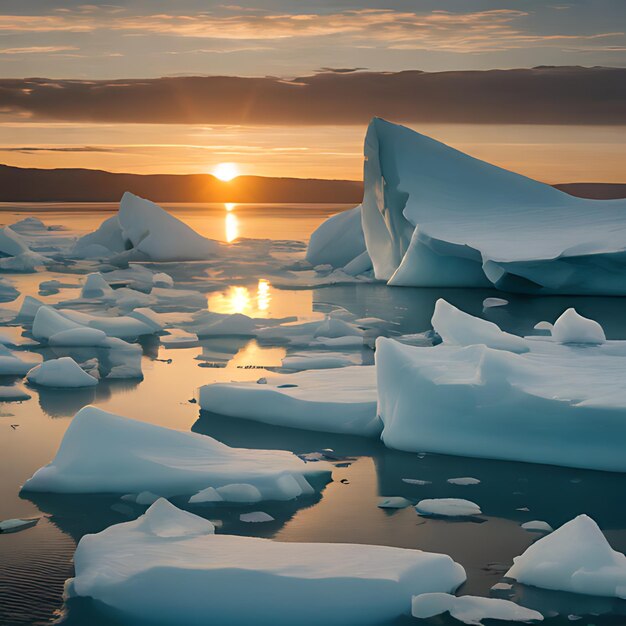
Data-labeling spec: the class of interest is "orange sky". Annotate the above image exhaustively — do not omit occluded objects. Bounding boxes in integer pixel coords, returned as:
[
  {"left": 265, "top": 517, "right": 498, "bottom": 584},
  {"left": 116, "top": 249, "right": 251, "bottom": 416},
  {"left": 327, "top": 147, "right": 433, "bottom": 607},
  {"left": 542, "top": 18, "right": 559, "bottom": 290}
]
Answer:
[{"left": 1, "top": 121, "right": 624, "bottom": 183}]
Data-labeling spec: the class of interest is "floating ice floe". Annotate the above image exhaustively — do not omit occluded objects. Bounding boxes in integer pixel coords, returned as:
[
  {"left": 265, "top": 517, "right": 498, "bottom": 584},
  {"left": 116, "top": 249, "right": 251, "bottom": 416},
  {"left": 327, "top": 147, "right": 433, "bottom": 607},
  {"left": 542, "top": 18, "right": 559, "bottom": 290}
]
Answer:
[
  {"left": 378, "top": 497, "right": 412, "bottom": 509},
  {"left": 415, "top": 499, "right": 482, "bottom": 518},
  {"left": 309, "top": 118, "right": 626, "bottom": 294},
  {"left": 199, "top": 366, "right": 379, "bottom": 436},
  {"left": 22, "top": 406, "right": 329, "bottom": 500},
  {"left": 239, "top": 511, "right": 274, "bottom": 523},
  {"left": 0, "top": 384, "right": 31, "bottom": 401},
  {"left": 0, "top": 344, "right": 39, "bottom": 376},
  {"left": 161, "top": 328, "right": 199, "bottom": 348},
  {"left": 72, "top": 192, "right": 221, "bottom": 261},
  {"left": 483, "top": 297, "right": 509, "bottom": 309},
  {"left": 65, "top": 498, "right": 466, "bottom": 626},
  {"left": 33, "top": 306, "right": 159, "bottom": 341},
  {"left": 506, "top": 514, "right": 626, "bottom": 598},
  {"left": 0, "top": 517, "right": 39, "bottom": 533},
  {"left": 411, "top": 593, "right": 543, "bottom": 625},
  {"left": 26, "top": 357, "right": 99, "bottom": 388},
  {"left": 0, "top": 226, "right": 47, "bottom": 272},
  {"left": 521, "top": 520, "right": 553, "bottom": 533},
  {"left": 447, "top": 477, "right": 481, "bottom": 486},
  {"left": 376, "top": 300, "right": 626, "bottom": 471}
]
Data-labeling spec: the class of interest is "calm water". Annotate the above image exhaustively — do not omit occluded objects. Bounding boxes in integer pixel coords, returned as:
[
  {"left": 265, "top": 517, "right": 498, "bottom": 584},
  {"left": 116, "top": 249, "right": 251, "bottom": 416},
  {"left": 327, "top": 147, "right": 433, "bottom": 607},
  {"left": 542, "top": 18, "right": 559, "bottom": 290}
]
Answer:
[{"left": 1, "top": 203, "right": 625, "bottom": 626}]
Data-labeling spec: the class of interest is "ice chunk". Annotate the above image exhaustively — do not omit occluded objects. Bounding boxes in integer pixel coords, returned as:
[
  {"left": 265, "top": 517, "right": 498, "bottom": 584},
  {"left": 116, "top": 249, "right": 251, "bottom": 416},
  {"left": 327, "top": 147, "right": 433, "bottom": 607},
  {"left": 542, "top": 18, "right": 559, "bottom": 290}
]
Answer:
[
  {"left": 432, "top": 299, "right": 528, "bottom": 353},
  {"left": 447, "top": 477, "right": 481, "bottom": 486},
  {"left": 402, "top": 478, "right": 431, "bottom": 486},
  {"left": 134, "top": 491, "right": 162, "bottom": 506},
  {"left": 65, "top": 499, "right": 466, "bottom": 626},
  {"left": 0, "top": 517, "right": 39, "bottom": 533},
  {"left": 188, "top": 486, "right": 223, "bottom": 504},
  {"left": 315, "top": 118, "right": 626, "bottom": 294},
  {"left": 153, "top": 272, "right": 174, "bottom": 288},
  {"left": 199, "top": 366, "right": 379, "bottom": 436},
  {"left": 240, "top": 511, "right": 275, "bottom": 523},
  {"left": 16, "top": 295, "right": 45, "bottom": 321},
  {"left": 506, "top": 514, "right": 626, "bottom": 598},
  {"left": 548, "top": 308, "right": 606, "bottom": 344},
  {"left": 22, "top": 406, "right": 329, "bottom": 500},
  {"left": 306, "top": 205, "right": 367, "bottom": 269},
  {"left": 72, "top": 192, "right": 220, "bottom": 261},
  {"left": 411, "top": 593, "right": 543, "bottom": 624},
  {"left": 189, "top": 312, "right": 255, "bottom": 337},
  {"left": 378, "top": 497, "right": 412, "bottom": 509},
  {"left": 26, "top": 357, "right": 98, "bottom": 388},
  {"left": 521, "top": 520, "right": 553, "bottom": 533},
  {"left": 483, "top": 297, "right": 508, "bottom": 308},
  {"left": 0, "top": 226, "right": 47, "bottom": 271},
  {"left": 0, "top": 385, "right": 31, "bottom": 401},
  {"left": 314, "top": 318, "right": 363, "bottom": 339},
  {"left": 415, "top": 499, "right": 482, "bottom": 518},
  {"left": 0, "top": 349, "right": 38, "bottom": 376},
  {"left": 81, "top": 273, "right": 115, "bottom": 299},
  {"left": 376, "top": 328, "right": 626, "bottom": 471}
]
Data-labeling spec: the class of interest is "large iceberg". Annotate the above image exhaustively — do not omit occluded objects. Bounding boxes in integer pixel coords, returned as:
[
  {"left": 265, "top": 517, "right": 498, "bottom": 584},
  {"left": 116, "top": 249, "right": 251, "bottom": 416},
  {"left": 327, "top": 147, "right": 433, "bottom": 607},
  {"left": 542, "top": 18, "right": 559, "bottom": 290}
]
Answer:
[
  {"left": 72, "top": 192, "right": 221, "bottom": 261},
  {"left": 65, "top": 498, "right": 466, "bottom": 626},
  {"left": 309, "top": 118, "right": 626, "bottom": 294},
  {"left": 199, "top": 366, "right": 379, "bottom": 436},
  {"left": 376, "top": 300, "right": 626, "bottom": 471},
  {"left": 506, "top": 514, "right": 626, "bottom": 599},
  {"left": 22, "top": 406, "right": 328, "bottom": 500}
]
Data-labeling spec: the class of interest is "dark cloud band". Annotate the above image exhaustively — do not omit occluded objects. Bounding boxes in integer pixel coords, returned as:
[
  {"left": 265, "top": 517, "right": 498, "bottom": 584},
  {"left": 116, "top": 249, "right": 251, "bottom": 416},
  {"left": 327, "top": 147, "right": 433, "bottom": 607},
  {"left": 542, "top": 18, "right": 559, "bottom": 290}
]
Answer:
[{"left": 0, "top": 66, "right": 623, "bottom": 125}]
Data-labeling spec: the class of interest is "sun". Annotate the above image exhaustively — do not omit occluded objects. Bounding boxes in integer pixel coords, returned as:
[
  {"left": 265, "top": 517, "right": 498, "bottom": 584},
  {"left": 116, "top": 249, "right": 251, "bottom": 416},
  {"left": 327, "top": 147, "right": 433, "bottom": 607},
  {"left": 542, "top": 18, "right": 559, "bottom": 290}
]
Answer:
[{"left": 213, "top": 162, "right": 239, "bottom": 182}]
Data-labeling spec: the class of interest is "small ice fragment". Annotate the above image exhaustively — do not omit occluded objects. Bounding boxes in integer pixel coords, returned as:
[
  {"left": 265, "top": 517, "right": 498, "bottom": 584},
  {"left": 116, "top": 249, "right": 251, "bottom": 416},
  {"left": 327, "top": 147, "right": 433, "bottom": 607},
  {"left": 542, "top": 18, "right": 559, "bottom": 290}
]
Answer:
[
  {"left": 483, "top": 297, "right": 508, "bottom": 308},
  {"left": 521, "top": 520, "right": 553, "bottom": 533},
  {"left": 491, "top": 582, "right": 513, "bottom": 591},
  {"left": 0, "top": 517, "right": 39, "bottom": 533},
  {"left": 402, "top": 478, "right": 431, "bottom": 485},
  {"left": 447, "top": 477, "right": 481, "bottom": 486},
  {"left": 378, "top": 497, "right": 412, "bottom": 509},
  {"left": 189, "top": 487, "right": 223, "bottom": 504},
  {"left": 415, "top": 498, "right": 482, "bottom": 518},
  {"left": 411, "top": 593, "right": 543, "bottom": 624},
  {"left": 239, "top": 512, "right": 275, "bottom": 523}
]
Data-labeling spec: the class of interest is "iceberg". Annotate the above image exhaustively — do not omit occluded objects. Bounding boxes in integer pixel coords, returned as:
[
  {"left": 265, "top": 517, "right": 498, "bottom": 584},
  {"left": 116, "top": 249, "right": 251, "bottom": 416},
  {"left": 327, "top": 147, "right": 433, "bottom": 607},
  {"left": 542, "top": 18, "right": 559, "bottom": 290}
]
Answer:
[
  {"left": 310, "top": 118, "right": 626, "bottom": 294},
  {"left": 22, "top": 406, "right": 329, "bottom": 500},
  {"left": 411, "top": 593, "right": 543, "bottom": 625},
  {"left": 376, "top": 301, "right": 626, "bottom": 471},
  {"left": 506, "top": 515, "right": 626, "bottom": 598},
  {"left": 72, "top": 192, "right": 221, "bottom": 261},
  {"left": 199, "top": 366, "right": 379, "bottom": 436},
  {"left": 65, "top": 498, "right": 466, "bottom": 626}
]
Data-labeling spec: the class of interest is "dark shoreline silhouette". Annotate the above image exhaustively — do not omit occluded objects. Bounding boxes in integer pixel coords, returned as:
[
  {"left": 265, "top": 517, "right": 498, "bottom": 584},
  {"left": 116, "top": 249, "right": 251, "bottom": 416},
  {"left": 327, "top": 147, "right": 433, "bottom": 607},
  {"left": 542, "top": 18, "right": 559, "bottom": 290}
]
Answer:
[{"left": 0, "top": 164, "right": 624, "bottom": 203}]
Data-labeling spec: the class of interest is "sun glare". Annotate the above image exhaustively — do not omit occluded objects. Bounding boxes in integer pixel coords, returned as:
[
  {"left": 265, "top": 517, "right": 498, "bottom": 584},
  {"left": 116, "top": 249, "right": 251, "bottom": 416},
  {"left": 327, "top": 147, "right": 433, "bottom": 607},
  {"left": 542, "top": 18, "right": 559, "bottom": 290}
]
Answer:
[{"left": 213, "top": 162, "right": 239, "bottom": 181}]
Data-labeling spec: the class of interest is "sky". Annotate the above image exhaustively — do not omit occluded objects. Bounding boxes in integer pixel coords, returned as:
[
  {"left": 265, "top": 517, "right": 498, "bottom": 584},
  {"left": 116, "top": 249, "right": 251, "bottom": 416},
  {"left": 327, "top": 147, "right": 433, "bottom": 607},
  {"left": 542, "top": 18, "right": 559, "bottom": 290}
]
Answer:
[{"left": 0, "top": 0, "right": 624, "bottom": 182}]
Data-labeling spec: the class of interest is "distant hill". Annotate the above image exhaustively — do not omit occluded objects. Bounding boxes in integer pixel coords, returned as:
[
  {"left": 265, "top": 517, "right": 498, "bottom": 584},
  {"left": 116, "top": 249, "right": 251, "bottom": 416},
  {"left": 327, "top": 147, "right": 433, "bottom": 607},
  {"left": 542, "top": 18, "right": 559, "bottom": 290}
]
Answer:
[
  {"left": 0, "top": 164, "right": 363, "bottom": 204},
  {"left": 0, "top": 164, "right": 624, "bottom": 203}
]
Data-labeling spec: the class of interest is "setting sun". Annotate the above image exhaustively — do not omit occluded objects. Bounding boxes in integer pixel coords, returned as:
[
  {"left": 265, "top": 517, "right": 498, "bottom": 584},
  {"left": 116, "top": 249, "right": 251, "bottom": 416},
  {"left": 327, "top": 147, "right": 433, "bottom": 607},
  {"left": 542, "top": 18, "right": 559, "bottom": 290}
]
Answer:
[{"left": 213, "top": 162, "right": 239, "bottom": 181}]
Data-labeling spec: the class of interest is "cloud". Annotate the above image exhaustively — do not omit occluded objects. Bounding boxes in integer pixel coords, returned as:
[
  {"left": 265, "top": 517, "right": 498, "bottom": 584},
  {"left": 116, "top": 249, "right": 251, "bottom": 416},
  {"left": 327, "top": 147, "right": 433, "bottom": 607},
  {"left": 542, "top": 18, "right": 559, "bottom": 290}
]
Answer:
[
  {"left": 0, "top": 46, "right": 78, "bottom": 55},
  {"left": 0, "top": 146, "right": 113, "bottom": 153},
  {"left": 0, "top": 8, "right": 622, "bottom": 54},
  {"left": 0, "top": 66, "right": 623, "bottom": 126}
]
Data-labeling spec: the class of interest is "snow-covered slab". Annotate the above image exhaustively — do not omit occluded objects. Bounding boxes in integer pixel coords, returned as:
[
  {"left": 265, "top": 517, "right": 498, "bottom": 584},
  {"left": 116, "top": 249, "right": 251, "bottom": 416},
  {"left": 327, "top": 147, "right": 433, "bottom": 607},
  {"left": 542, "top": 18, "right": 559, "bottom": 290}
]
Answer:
[
  {"left": 506, "top": 515, "right": 626, "bottom": 598},
  {"left": 65, "top": 498, "right": 466, "bottom": 626},
  {"left": 412, "top": 593, "right": 543, "bottom": 624},
  {"left": 376, "top": 301, "right": 626, "bottom": 471},
  {"left": 311, "top": 117, "right": 626, "bottom": 294},
  {"left": 199, "top": 366, "right": 380, "bottom": 436},
  {"left": 22, "top": 406, "right": 329, "bottom": 500}
]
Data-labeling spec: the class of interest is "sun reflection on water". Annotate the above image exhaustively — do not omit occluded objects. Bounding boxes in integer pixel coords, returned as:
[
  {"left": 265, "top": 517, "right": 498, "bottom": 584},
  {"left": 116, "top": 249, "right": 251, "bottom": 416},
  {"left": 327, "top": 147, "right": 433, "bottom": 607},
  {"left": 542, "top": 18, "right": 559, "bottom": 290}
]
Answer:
[
  {"left": 225, "top": 211, "right": 239, "bottom": 242},
  {"left": 209, "top": 279, "right": 273, "bottom": 316}
]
